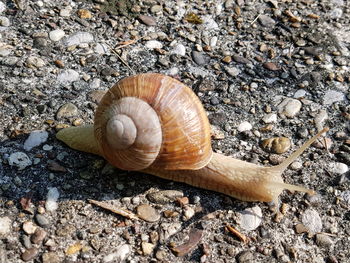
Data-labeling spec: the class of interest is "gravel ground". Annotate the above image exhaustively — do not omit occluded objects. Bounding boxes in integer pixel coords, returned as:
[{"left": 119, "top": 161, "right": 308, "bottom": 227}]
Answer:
[{"left": 0, "top": 0, "right": 349, "bottom": 262}]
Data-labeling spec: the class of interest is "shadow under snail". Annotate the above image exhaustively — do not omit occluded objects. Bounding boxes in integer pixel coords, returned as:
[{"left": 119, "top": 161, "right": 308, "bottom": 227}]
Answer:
[{"left": 56, "top": 73, "right": 328, "bottom": 211}]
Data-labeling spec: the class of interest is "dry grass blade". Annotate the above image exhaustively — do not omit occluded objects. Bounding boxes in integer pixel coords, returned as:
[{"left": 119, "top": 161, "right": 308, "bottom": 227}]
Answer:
[
  {"left": 225, "top": 224, "right": 249, "bottom": 244},
  {"left": 88, "top": 199, "right": 139, "bottom": 220},
  {"left": 115, "top": 39, "right": 138, "bottom": 50}
]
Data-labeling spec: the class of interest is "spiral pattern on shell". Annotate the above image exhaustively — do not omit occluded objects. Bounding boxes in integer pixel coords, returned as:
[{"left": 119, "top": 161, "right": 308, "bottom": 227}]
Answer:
[{"left": 94, "top": 73, "right": 212, "bottom": 171}]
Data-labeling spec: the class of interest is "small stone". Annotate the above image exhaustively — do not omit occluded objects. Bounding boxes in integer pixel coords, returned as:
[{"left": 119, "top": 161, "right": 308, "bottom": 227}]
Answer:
[
  {"left": 0, "top": 217, "right": 11, "bottom": 235},
  {"left": 323, "top": 90, "right": 345, "bottom": 105},
  {"left": 151, "top": 5, "right": 162, "bottom": 13},
  {"left": 57, "top": 69, "right": 80, "bottom": 83},
  {"left": 66, "top": 242, "right": 82, "bottom": 255},
  {"left": 137, "top": 204, "right": 160, "bottom": 222},
  {"left": 237, "top": 121, "right": 252, "bottom": 132},
  {"left": 222, "top": 56, "right": 232, "bottom": 63},
  {"left": 290, "top": 161, "right": 303, "bottom": 170},
  {"left": 210, "top": 97, "right": 220, "bottom": 105},
  {"left": 138, "top": 15, "right": 156, "bottom": 26},
  {"left": 263, "top": 62, "right": 280, "bottom": 71},
  {"left": 26, "top": 56, "right": 45, "bottom": 68},
  {"left": 60, "top": 8, "right": 71, "bottom": 17},
  {"left": 49, "top": 29, "right": 65, "bottom": 41},
  {"left": 47, "top": 161, "right": 67, "bottom": 172},
  {"left": 171, "top": 43, "right": 186, "bottom": 56},
  {"left": 232, "top": 54, "right": 251, "bottom": 64},
  {"left": 262, "top": 113, "right": 277, "bottom": 123},
  {"left": 22, "top": 235, "right": 32, "bottom": 249},
  {"left": 258, "top": 15, "right": 276, "bottom": 27},
  {"left": 142, "top": 242, "right": 155, "bottom": 255},
  {"left": 8, "top": 152, "right": 32, "bottom": 170},
  {"left": 65, "top": 32, "right": 94, "bottom": 47},
  {"left": 46, "top": 187, "right": 59, "bottom": 211},
  {"left": 340, "top": 191, "right": 350, "bottom": 205},
  {"left": 278, "top": 98, "right": 302, "bottom": 118},
  {"left": 95, "top": 43, "right": 109, "bottom": 54},
  {"left": 35, "top": 214, "right": 50, "bottom": 228},
  {"left": 261, "top": 137, "right": 291, "bottom": 154},
  {"left": 0, "top": 16, "right": 10, "bottom": 27},
  {"left": 0, "top": 2, "right": 5, "bottom": 13},
  {"left": 183, "top": 206, "right": 195, "bottom": 220},
  {"left": 56, "top": 103, "right": 78, "bottom": 119},
  {"left": 77, "top": 9, "right": 92, "bottom": 19},
  {"left": 145, "top": 40, "right": 163, "bottom": 49},
  {"left": 330, "top": 162, "right": 348, "bottom": 174},
  {"left": 237, "top": 251, "right": 254, "bottom": 263},
  {"left": 225, "top": 66, "right": 241, "bottom": 77},
  {"left": 31, "top": 228, "right": 47, "bottom": 244},
  {"left": 295, "top": 223, "right": 308, "bottom": 234},
  {"left": 24, "top": 130, "right": 49, "bottom": 151},
  {"left": 315, "top": 234, "right": 333, "bottom": 248},
  {"left": 314, "top": 109, "right": 328, "bottom": 131},
  {"left": 22, "top": 221, "right": 37, "bottom": 234},
  {"left": 42, "top": 252, "right": 62, "bottom": 263},
  {"left": 192, "top": 51, "right": 206, "bottom": 65},
  {"left": 238, "top": 206, "right": 262, "bottom": 231},
  {"left": 103, "top": 244, "right": 130, "bottom": 263},
  {"left": 22, "top": 248, "right": 39, "bottom": 261},
  {"left": 294, "top": 89, "right": 307, "bottom": 98},
  {"left": 302, "top": 209, "right": 322, "bottom": 234},
  {"left": 146, "top": 190, "right": 184, "bottom": 204}
]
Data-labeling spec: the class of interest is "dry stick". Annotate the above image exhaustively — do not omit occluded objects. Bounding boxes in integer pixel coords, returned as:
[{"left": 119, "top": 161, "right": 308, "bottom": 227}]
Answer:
[
  {"left": 88, "top": 199, "right": 139, "bottom": 220},
  {"left": 250, "top": 14, "right": 261, "bottom": 25},
  {"left": 107, "top": 44, "right": 135, "bottom": 74},
  {"left": 225, "top": 224, "right": 249, "bottom": 244}
]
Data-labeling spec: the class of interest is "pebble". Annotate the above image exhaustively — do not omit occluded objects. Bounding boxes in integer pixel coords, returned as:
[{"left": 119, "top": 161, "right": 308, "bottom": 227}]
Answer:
[
  {"left": 330, "top": 162, "right": 348, "bottom": 174},
  {"left": 262, "top": 113, "right": 277, "bottom": 124},
  {"left": 8, "top": 152, "right": 32, "bottom": 170},
  {"left": 42, "top": 252, "right": 61, "bottom": 263},
  {"left": 340, "top": 190, "right": 350, "bottom": 205},
  {"left": 237, "top": 250, "right": 254, "bottom": 263},
  {"left": 23, "top": 130, "right": 49, "bottom": 151},
  {"left": 278, "top": 98, "right": 302, "bottom": 118},
  {"left": 315, "top": 234, "right": 333, "bottom": 248},
  {"left": 203, "top": 16, "right": 218, "bottom": 30},
  {"left": 145, "top": 40, "right": 163, "bottom": 49},
  {"left": 0, "top": 16, "right": 10, "bottom": 27},
  {"left": 183, "top": 206, "right": 195, "bottom": 220},
  {"left": 294, "top": 89, "right": 307, "bottom": 98},
  {"left": 146, "top": 190, "right": 183, "bottom": 204},
  {"left": 237, "top": 121, "right": 252, "bottom": 132},
  {"left": 301, "top": 209, "right": 322, "bottom": 234},
  {"left": 21, "top": 248, "right": 39, "bottom": 261},
  {"left": 161, "top": 222, "right": 182, "bottom": 240},
  {"left": 103, "top": 244, "right": 130, "bottom": 263},
  {"left": 323, "top": 90, "right": 345, "bottom": 105},
  {"left": 136, "top": 204, "right": 160, "bottom": 222},
  {"left": 192, "top": 51, "right": 206, "bottom": 65},
  {"left": 0, "top": 2, "right": 5, "bottom": 13},
  {"left": 314, "top": 109, "right": 328, "bottom": 131},
  {"left": 138, "top": 15, "right": 156, "bottom": 26},
  {"left": 22, "top": 221, "right": 37, "bottom": 234},
  {"left": 77, "top": 9, "right": 92, "bottom": 19},
  {"left": 263, "top": 62, "right": 280, "bottom": 71},
  {"left": 261, "top": 137, "right": 291, "bottom": 154},
  {"left": 45, "top": 187, "right": 60, "bottom": 211},
  {"left": 171, "top": 43, "right": 186, "bottom": 56},
  {"left": 0, "top": 217, "right": 11, "bottom": 235},
  {"left": 35, "top": 214, "right": 50, "bottom": 228},
  {"left": 258, "top": 15, "right": 276, "bottom": 27},
  {"left": 57, "top": 69, "right": 80, "bottom": 83},
  {"left": 238, "top": 206, "right": 262, "bottom": 231},
  {"left": 141, "top": 242, "right": 155, "bottom": 255},
  {"left": 49, "top": 29, "right": 65, "bottom": 41},
  {"left": 26, "top": 56, "right": 45, "bottom": 68},
  {"left": 290, "top": 161, "right": 303, "bottom": 170},
  {"left": 31, "top": 228, "right": 47, "bottom": 244},
  {"left": 22, "top": 235, "right": 32, "bottom": 249},
  {"left": 95, "top": 43, "right": 109, "bottom": 54},
  {"left": 225, "top": 66, "right": 241, "bottom": 77},
  {"left": 56, "top": 102, "right": 78, "bottom": 119},
  {"left": 64, "top": 32, "right": 94, "bottom": 47}
]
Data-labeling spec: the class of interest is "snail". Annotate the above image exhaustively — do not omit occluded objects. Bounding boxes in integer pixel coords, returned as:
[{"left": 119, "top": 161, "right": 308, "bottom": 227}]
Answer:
[{"left": 56, "top": 73, "right": 328, "bottom": 210}]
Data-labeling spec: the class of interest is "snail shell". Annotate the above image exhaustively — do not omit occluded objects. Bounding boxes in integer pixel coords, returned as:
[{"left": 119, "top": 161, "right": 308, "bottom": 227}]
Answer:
[{"left": 94, "top": 73, "right": 212, "bottom": 171}]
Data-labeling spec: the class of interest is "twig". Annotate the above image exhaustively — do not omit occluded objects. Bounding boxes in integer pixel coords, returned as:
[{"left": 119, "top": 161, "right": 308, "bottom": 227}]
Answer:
[
  {"left": 250, "top": 14, "right": 260, "bottom": 25},
  {"left": 106, "top": 44, "right": 135, "bottom": 74},
  {"left": 225, "top": 224, "right": 249, "bottom": 244},
  {"left": 88, "top": 199, "right": 139, "bottom": 220}
]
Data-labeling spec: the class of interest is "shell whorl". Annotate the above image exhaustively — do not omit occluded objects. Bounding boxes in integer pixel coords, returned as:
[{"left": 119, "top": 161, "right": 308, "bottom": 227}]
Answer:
[{"left": 94, "top": 73, "right": 212, "bottom": 171}]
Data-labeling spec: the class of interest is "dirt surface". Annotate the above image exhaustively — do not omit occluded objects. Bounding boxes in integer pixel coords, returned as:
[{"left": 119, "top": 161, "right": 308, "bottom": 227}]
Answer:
[{"left": 0, "top": 0, "right": 349, "bottom": 262}]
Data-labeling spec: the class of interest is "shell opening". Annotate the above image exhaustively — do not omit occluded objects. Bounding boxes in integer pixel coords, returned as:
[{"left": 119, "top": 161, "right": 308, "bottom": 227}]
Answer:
[{"left": 106, "top": 114, "right": 137, "bottom": 150}]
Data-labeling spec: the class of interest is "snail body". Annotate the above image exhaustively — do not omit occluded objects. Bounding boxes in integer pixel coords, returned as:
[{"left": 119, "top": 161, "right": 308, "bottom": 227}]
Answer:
[{"left": 57, "top": 73, "right": 327, "bottom": 208}]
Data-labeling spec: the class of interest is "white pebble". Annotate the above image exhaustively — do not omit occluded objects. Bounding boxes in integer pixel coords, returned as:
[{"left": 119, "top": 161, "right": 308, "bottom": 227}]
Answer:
[
  {"left": 165, "top": 67, "right": 179, "bottom": 76},
  {"left": 24, "top": 130, "right": 49, "bottom": 151},
  {"left": 60, "top": 8, "right": 71, "bottom": 17},
  {"left": 0, "top": 16, "right": 10, "bottom": 27},
  {"left": 171, "top": 43, "right": 186, "bottom": 56},
  {"left": 237, "top": 121, "right": 252, "bottom": 132},
  {"left": 103, "top": 244, "right": 131, "bottom": 263},
  {"left": 330, "top": 162, "right": 348, "bottom": 174},
  {"left": 45, "top": 187, "right": 60, "bottom": 212},
  {"left": 26, "top": 56, "right": 45, "bottom": 68},
  {"left": 225, "top": 66, "right": 241, "bottom": 77},
  {"left": 340, "top": 190, "right": 350, "bottom": 205},
  {"left": 302, "top": 209, "right": 322, "bottom": 233},
  {"left": 94, "top": 43, "right": 109, "bottom": 54},
  {"left": 8, "top": 152, "right": 32, "bottom": 170},
  {"left": 290, "top": 161, "right": 303, "bottom": 170},
  {"left": 294, "top": 89, "right": 307, "bottom": 98},
  {"left": 0, "top": 2, "right": 6, "bottom": 13},
  {"left": 314, "top": 109, "right": 328, "bottom": 131},
  {"left": 42, "top": 144, "right": 53, "bottom": 151},
  {"left": 145, "top": 40, "right": 163, "bottom": 49},
  {"left": 210, "top": 36, "right": 218, "bottom": 47},
  {"left": 65, "top": 32, "right": 94, "bottom": 47},
  {"left": 238, "top": 206, "right": 262, "bottom": 231},
  {"left": 184, "top": 206, "right": 195, "bottom": 220},
  {"left": 0, "top": 217, "right": 11, "bottom": 235},
  {"left": 262, "top": 113, "right": 277, "bottom": 124},
  {"left": 203, "top": 15, "right": 218, "bottom": 30},
  {"left": 278, "top": 98, "right": 302, "bottom": 118},
  {"left": 49, "top": 29, "right": 65, "bottom": 42},
  {"left": 57, "top": 69, "right": 80, "bottom": 83},
  {"left": 323, "top": 90, "right": 345, "bottom": 105}
]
